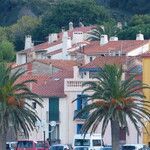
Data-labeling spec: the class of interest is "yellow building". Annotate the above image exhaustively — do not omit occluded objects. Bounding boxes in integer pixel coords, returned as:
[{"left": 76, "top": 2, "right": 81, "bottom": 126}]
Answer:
[{"left": 142, "top": 53, "right": 150, "bottom": 144}]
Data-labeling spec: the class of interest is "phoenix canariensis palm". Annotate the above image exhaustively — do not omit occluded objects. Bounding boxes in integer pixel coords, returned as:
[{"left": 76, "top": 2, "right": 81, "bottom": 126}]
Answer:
[
  {"left": 74, "top": 64, "right": 150, "bottom": 150},
  {"left": 87, "top": 22, "right": 120, "bottom": 41},
  {"left": 0, "top": 63, "right": 43, "bottom": 150}
]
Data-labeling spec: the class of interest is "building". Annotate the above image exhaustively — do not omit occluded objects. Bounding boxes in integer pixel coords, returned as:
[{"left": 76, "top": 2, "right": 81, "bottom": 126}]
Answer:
[
  {"left": 142, "top": 53, "right": 150, "bottom": 145},
  {"left": 14, "top": 24, "right": 150, "bottom": 145}
]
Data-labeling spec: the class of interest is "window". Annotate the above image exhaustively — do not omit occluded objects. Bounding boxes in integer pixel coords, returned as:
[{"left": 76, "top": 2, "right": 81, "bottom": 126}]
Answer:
[
  {"left": 49, "top": 97, "right": 59, "bottom": 121},
  {"left": 92, "top": 140, "right": 104, "bottom": 146},
  {"left": 77, "top": 124, "right": 83, "bottom": 134},
  {"left": 77, "top": 95, "right": 87, "bottom": 110},
  {"left": 74, "top": 139, "right": 90, "bottom": 146},
  {"left": 32, "top": 102, "right": 36, "bottom": 109},
  {"left": 90, "top": 57, "right": 93, "bottom": 62},
  {"left": 49, "top": 124, "right": 59, "bottom": 142}
]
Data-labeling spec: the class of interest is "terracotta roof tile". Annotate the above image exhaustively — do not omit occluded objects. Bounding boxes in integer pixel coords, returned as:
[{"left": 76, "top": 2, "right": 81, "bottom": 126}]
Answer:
[
  {"left": 13, "top": 59, "right": 78, "bottom": 71},
  {"left": 17, "top": 69, "right": 73, "bottom": 97},
  {"left": 19, "top": 26, "right": 94, "bottom": 54},
  {"left": 36, "top": 59, "right": 78, "bottom": 70},
  {"left": 83, "top": 40, "right": 149, "bottom": 55},
  {"left": 46, "top": 49, "right": 62, "bottom": 56},
  {"left": 81, "top": 56, "right": 126, "bottom": 69},
  {"left": 34, "top": 69, "right": 73, "bottom": 97},
  {"left": 58, "top": 26, "right": 95, "bottom": 39},
  {"left": 19, "top": 40, "right": 62, "bottom": 54}
]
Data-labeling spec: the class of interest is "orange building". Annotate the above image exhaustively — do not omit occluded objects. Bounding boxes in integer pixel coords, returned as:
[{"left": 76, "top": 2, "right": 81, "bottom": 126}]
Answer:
[{"left": 142, "top": 52, "right": 150, "bottom": 144}]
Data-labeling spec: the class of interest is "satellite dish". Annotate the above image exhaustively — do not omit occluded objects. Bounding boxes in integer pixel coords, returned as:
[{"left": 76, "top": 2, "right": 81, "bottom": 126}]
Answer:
[{"left": 49, "top": 121, "right": 56, "bottom": 127}]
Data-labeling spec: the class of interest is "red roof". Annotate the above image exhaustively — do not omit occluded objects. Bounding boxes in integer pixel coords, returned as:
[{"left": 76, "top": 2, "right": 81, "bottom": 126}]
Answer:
[
  {"left": 17, "top": 69, "right": 73, "bottom": 97},
  {"left": 58, "top": 26, "right": 95, "bottom": 39},
  {"left": 13, "top": 59, "right": 78, "bottom": 71},
  {"left": 34, "top": 69, "right": 73, "bottom": 97},
  {"left": 36, "top": 59, "right": 78, "bottom": 70},
  {"left": 46, "top": 49, "right": 62, "bottom": 56},
  {"left": 141, "top": 52, "right": 150, "bottom": 58},
  {"left": 83, "top": 40, "right": 149, "bottom": 55},
  {"left": 19, "top": 26, "right": 94, "bottom": 54},
  {"left": 19, "top": 40, "right": 62, "bottom": 54},
  {"left": 81, "top": 56, "right": 126, "bottom": 69}
]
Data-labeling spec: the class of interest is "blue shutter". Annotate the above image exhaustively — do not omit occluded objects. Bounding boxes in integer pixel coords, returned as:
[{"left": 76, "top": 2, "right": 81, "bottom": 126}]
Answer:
[
  {"left": 77, "top": 124, "right": 83, "bottom": 134},
  {"left": 77, "top": 95, "right": 82, "bottom": 110},
  {"left": 49, "top": 97, "right": 59, "bottom": 121}
]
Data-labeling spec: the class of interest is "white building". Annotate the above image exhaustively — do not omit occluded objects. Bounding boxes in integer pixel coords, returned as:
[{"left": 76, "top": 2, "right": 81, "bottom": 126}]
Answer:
[{"left": 14, "top": 25, "right": 150, "bottom": 145}]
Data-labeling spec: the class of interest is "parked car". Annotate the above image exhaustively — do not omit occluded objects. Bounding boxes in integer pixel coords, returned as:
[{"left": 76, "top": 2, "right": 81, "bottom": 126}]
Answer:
[
  {"left": 6, "top": 142, "right": 17, "bottom": 150},
  {"left": 49, "top": 144, "right": 71, "bottom": 150},
  {"left": 122, "top": 144, "right": 146, "bottom": 150},
  {"left": 16, "top": 140, "right": 37, "bottom": 150},
  {"left": 73, "top": 134, "right": 104, "bottom": 150},
  {"left": 74, "top": 146, "right": 89, "bottom": 150},
  {"left": 99, "top": 146, "right": 112, "bottom": 150},
  {"left": 36, "top": 141, "right": 50, "bottom": 150}
]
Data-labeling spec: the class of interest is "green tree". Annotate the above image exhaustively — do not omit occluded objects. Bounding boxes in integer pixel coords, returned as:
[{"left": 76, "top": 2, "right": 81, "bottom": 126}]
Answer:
[
  {"left": 87, "top": 21, "right": 119, "bottom": 41},
  {"left": 118, "top": 15, "right": 150, "bottom": 39},
  {"left": 0, "top": 27, "right": 8, "bottom": 42},
  {"left": 8, "top": 16, "right": 41, "bottom": 51},
  {"left": 0, "top": 40, "right": 15, "bottom": 62},
  {"left": 75, "top": 64, "right": 150, "bottom": 150},
  {"left": 34, "top": 0, "right": 110, "bottom": 41},
  {"left": 0, "top": 63, "right": 43, "bottom": 150}
]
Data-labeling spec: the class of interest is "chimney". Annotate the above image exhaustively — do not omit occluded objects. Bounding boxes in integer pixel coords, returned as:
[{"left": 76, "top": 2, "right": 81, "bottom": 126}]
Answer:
[
  {"left": 109, "top": 36, "right": 118, "bottom": 41},
  {"left": 69, "top": 22, "right": 74, "bottom": 30},
  {"left": 24, "top": 35, "right": 33, "bottom": 49},
  {"left": 62, "top": 31, "right": 72, "bottom": 59},
  {"left": 73, "top": 66, "right": 79, "bottom": 79},
  {"left": 136, "top": 33, "right": 144, "bottom": 40},
  {"left": 79, "top": 22, "right": 84, "bottom": 27},
  {"left": 117, "top": 22, "right": 122, "bottom": 29},
  {"left": 62, "top": 27, "right": 65, "bottom": 32},
  {"left": 100, "top": 35, "right": 108, "bottom": 45},
  {"left": 48, "top": 33, "right": 58, "bottom": 43}
]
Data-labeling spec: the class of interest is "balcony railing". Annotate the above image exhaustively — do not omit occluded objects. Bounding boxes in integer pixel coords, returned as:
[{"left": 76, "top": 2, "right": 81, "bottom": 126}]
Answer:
[
  {"left": 64, "top": 78, "right": 97, "bottom": 92},
  {"left": 74, "top": 110, "right": 89, "bottom": 120}
]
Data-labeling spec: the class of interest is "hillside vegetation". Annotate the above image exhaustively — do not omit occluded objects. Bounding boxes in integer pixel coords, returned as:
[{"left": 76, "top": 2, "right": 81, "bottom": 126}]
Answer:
[{"left": 0, "top": 0, "right": 149, "bottom": 54}]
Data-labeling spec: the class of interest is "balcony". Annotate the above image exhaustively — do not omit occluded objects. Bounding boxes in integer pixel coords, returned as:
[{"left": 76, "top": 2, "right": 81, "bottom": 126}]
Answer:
[
  {"left": 64, "top": 78, "right": 97, "bottom": 92},
  {"left": 74, "top": 110, "right": 89, "bottom": 120}
]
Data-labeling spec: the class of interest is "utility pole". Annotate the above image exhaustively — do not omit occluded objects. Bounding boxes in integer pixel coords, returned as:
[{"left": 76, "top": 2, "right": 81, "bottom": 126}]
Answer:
[{"left": 43, "top": 131, "right": 46, "bottom": 150}]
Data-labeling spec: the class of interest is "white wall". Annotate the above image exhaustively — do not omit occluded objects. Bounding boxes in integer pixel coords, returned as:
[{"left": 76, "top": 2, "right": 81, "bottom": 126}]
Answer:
[
  {"left": 16, "top": 53, "right": 27, "bottom": 65},
  {"left": 28, "top": 98, "right": 49, "bottom": 141},
  {"left": 127, "top": 43, "right": 149, "bottom": 56}
]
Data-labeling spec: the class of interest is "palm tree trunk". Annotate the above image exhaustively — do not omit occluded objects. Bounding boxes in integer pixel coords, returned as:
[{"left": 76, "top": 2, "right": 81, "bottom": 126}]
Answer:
[
  {"left": 0, "top": 132, "right": 7, "bottom": 150},
  {"left": 111, "top": 119, "right": 120, "bottom": 150}
]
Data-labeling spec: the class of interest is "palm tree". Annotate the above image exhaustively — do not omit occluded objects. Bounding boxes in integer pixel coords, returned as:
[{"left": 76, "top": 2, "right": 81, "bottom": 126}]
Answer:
[
  {"left": 0, "top": 62, "right": 43, "bottom": 150},
  {"left": 87, "top": 22, "right": 120, "bottom": 41},
  {"left": 75, "top": 64, "right": 150, "bottom": 150}
]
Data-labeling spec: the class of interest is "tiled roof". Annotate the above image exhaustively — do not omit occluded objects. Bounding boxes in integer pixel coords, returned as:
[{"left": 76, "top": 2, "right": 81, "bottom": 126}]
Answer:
[
  {"left": 18, "top": 26, "right": 94, "bottom": 54},
  {"left": 46, "top": 49, "right": 62, "bottom": 56},
  {"left": 34, "top": 69, "right": 73, "bottom": 97},
  {"left": 36, "top": 59, "right": 78, "bottom": 70},
  {"left": 18, "top": 40, "right": 62, "bottom": 54},
  {"left": 17, "top": 69, "right": 73, "bottom": 97},
  {"left": 141, "top": 52, "right": 150, "bottom": 57},
  {"left": 83, "top": 40, "right": 149, "bottom": 55},
  {"left": 13, "top": 59, "right": 78, "bottom": 71},
  {"left": 81, "top": 56, "right": 126, "bottom": 69},
  {"left": 58, "top": 26, "right": 95, "bottom": 39}
]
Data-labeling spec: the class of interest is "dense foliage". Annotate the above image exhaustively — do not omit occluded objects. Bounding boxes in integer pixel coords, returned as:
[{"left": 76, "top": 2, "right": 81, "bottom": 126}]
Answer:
[
  {"left": 0, "top": 0, "right": 149, "bottom": 51},
  {"left": 33, "top": 0, "right": 110, "bottom": 41},
  {"left": 0, "top": 62, "right": 43, "bottom": 150},
  {"left": 109, "top": 0, "right": 150, "bottom": 14},
  {"left": 118, "top": 15, "right": 150, "bottom": 40}
]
